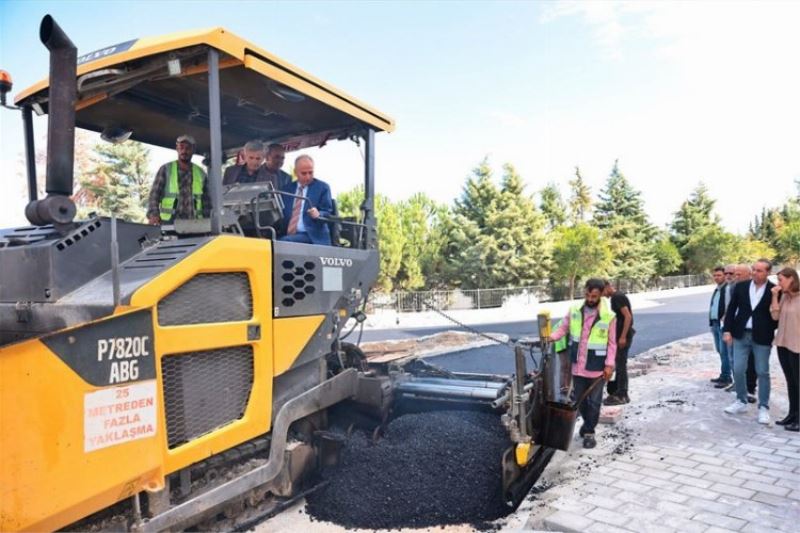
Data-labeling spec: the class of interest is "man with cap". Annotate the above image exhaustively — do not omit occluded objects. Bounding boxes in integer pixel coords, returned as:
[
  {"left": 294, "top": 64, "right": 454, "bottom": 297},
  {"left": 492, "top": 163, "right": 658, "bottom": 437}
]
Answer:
[{"left": 147, "top": 134, "right": 211, "bottom": 225}]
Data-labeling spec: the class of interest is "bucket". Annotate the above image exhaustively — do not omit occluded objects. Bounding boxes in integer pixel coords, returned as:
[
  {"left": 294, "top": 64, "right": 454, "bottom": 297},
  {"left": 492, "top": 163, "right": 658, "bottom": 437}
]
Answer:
[{"left": 539, "top": 377, "right": 603, "bottom": 451}]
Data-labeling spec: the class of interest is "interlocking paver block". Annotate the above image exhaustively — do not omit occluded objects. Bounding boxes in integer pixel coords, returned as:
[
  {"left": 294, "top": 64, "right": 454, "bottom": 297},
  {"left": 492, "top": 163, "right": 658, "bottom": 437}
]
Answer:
[
  {"left": 703, "top": 472, "right": 743, "bottom": 486},
  {"left": 743, "top": 480, "right": 790, "bottom": 497},
  {"left": 732, "top": 470, "right": 777, "bottom": 485},
  {"left": 673, "top": 474, "right": 714, "bottom": 489},
  {"left": 638, "top": 466, "right": 677, "bottom": 480},
  {"left": 739, "top": 443, "right": 775, "bottom": 454},
  {"left": 691, "top": 511, "right": 746, "bottom": 531},
  {"left": 582, "top": 494, "right": 622, "bottom": 510},
  {"left": 752, "top": 491, "right": 788, "bottom": 506},
  {"left": 543, "top": 510, "right": 595, "bottom": 532},
  {"left": 587, "top": 507, "right": 630, "bottom": 527},
  {"left": 709, "top": 482, "right": 756, "bottom": 499},
  {"left": 690, "top": 454, "right": 726, "bottom": 466}
]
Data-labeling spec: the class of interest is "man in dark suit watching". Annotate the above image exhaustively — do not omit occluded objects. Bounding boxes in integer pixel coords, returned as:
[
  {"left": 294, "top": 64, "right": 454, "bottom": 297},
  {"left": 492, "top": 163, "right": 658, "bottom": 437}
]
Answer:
[
  {"left": 723, "top": 259, "right": 778, "bottom": 423},
  {"left": 279, "top": 155, "right": 332, "bottom": 246}
]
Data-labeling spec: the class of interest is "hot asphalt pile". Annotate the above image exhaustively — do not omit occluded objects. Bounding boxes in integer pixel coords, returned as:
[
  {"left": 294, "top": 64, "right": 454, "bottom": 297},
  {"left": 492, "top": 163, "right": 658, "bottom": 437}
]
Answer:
[{"left": 305, "top": 410, "right": 512, "bottom": 529}]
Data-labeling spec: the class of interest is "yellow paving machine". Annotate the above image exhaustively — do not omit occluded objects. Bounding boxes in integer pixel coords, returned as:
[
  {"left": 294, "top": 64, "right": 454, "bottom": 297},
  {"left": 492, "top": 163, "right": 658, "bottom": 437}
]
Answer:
[{"left": 0, "top": 16, "right": 573, "bottom": 532}]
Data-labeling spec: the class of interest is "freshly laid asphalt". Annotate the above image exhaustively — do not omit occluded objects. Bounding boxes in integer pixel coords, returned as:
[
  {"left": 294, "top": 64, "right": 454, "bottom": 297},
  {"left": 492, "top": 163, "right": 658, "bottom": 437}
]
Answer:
[{"left": 361, "top": 292, "right": 710, "bottom": 375}]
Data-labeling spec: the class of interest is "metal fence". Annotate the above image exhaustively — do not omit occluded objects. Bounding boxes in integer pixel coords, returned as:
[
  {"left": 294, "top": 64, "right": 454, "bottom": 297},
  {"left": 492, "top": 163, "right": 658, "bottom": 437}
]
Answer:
[{"left": 370, "top": 274, "right": 711, "bottom": 314}]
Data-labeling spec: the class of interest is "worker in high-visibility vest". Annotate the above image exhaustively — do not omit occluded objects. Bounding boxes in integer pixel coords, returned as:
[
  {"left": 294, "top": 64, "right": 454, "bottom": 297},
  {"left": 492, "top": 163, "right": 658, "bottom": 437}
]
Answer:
[
  {"left": 147, "top": 134, "right": 211, "bottom": 225},
  {"left": 545, "top": 278, "right": 617, "bottom": 449}
]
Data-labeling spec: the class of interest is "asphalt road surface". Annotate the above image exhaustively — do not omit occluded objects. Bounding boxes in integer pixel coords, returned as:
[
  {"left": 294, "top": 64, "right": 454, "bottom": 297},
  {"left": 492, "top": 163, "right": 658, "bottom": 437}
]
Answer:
[{"left": 361, "top": 291, "right": 710, "bottom": 375}]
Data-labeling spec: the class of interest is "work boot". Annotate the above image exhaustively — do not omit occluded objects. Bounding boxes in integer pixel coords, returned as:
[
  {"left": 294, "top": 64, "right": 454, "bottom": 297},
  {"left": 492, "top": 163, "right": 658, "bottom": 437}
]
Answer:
[
  {"left": 603, "top": 394, "right": 626, "bottom": 406},
  {"left": 583, "top": 434, "right": 597, "bottom": 448}
]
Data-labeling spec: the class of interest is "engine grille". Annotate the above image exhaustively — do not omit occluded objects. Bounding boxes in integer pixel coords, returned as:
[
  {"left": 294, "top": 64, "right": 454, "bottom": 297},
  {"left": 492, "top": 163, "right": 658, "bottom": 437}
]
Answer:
[
  {"left": 279, "top": 259, "right": 317, "bottom": 308},
  {"left": 158, "top": 272, "right": 252, "bottom": 326},
  {"left": 162, "top": 346, "right": 254, "bottom": 448}
]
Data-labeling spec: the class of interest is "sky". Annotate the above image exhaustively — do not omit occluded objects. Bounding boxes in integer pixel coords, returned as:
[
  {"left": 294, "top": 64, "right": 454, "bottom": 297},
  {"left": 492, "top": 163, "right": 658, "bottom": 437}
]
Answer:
[{"left": 1, "top": 0, "right": 798, "bottom": 232}]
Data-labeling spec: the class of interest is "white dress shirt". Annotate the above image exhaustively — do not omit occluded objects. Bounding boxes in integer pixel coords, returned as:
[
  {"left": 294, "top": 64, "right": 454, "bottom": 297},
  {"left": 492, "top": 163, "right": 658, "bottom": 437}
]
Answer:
[{"left": 746, "top": 281, "right": 766, "bottom": 329}]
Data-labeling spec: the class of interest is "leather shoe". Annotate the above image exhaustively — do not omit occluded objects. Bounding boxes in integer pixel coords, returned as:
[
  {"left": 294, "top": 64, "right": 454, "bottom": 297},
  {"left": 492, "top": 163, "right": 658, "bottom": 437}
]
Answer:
[
  {"left": 785, "top": 421, "right": 800, "bottom": 432},
  {"left": 583, "top": 434, "right": 597, "bottom": 448},
  {"left": 710, "top": 377, "right": 722, "bottom": 383},
  {"left": 747, "top": 395, "right": 757, "bottom": 404},
  {"left": 714, "top": 380, "right": 732, "bottom": 389},
  {"left": 776, "top": 414, "right": 797, "bottom": 426}
]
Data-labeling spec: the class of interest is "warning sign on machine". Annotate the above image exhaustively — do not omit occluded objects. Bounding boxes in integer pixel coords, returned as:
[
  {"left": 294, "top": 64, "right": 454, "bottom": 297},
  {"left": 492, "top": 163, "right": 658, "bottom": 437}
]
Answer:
[{"left": 84, "top": 380, "right": 157, "bottom": 452}]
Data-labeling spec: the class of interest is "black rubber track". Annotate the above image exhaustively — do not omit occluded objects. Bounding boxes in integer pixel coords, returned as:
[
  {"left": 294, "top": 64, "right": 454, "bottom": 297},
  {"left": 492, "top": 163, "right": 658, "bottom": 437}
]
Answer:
[{"left": 306, "top": 410, "right": 512, "bottom": 529}]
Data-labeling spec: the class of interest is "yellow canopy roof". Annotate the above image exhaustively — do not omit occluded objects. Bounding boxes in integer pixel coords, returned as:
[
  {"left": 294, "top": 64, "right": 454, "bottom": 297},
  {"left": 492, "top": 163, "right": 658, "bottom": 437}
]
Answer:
[{"left": 16, "top": 27, "right": 394, "bottom": 153}]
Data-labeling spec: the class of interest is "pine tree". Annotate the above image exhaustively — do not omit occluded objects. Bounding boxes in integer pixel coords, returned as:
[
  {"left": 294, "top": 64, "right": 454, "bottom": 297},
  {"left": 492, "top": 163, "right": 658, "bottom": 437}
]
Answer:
[
  {"left": 539, "top": 183, "right": 567, "bottom": 230},
  {"left": 592, "top": 160, "right": 656, "bottom": 281},
  {"left": 77, "top": 140, "right": 152, "bottom": 221},
  {"left": 670, "top": 182, "right": 720, "bottom": 250},
  {"left": 568, "top": 166, "right": 592, "bottom": 224},
  {"left": 669, "top": 183, "right": 731, "bottom": 273},
  {"left": 485, "top": 164, "right": 550, "bottom": 286},
  {"left": 453, "top": 156, "right": 500, "bottom": 228}
]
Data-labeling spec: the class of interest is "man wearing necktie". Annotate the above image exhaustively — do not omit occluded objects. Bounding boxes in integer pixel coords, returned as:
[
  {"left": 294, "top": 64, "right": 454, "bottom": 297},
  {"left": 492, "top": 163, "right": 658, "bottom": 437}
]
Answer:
[
  {"left": 709, "top": 266, "right": 731, "bottom": 386},
  {"left": 279, "top": 155, "right": 333, "bottom": 246}
]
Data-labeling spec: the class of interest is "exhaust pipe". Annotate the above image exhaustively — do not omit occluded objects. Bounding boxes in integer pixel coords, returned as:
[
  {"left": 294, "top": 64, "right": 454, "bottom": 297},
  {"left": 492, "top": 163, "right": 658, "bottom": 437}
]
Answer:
[{"left": 25, "top": 15, "right": 77, "bottom": 226}]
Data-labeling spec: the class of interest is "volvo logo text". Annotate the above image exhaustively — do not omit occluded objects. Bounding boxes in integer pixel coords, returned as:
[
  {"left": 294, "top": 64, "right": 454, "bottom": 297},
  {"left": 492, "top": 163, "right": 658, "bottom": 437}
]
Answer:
[{"left": 320, "top": 257, "right": 353, "bottom": 267}]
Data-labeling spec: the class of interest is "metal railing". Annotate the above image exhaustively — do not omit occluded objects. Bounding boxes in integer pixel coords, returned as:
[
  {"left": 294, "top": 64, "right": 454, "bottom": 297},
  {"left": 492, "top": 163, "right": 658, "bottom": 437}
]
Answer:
[{"left": 370, "top": 273, "right": 711, "bottom": 314}]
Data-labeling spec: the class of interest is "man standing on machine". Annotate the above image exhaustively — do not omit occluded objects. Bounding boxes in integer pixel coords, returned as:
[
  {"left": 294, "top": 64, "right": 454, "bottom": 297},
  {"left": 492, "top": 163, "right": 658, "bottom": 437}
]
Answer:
[
  {"left": 147, "top": 134, "right": 210, "bottom": 225},
  {"left": 548, "top": 278, "right": 617, "bottom": 449}
]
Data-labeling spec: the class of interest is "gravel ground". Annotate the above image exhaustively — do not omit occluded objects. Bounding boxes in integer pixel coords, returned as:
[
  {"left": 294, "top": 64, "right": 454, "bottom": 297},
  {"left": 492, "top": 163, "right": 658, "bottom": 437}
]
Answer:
[{"left": 305, "top": 410, "right": 512, "bottom": 529}]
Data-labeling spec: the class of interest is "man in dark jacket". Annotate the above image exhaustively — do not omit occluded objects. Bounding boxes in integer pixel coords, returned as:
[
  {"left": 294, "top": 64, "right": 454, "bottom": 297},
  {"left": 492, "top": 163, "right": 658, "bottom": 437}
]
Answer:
[
  {"left": 723, "top": 259, "right": 778, "bottom": 423},
  {"left": 223, "top": 140, "right": 280, "bottom": 188},
  {"left": 709, "top": 266, "right": 731, "bottom": 386},
  {"left": 279, "top": 155, "right": 332, "bottom": 246}
]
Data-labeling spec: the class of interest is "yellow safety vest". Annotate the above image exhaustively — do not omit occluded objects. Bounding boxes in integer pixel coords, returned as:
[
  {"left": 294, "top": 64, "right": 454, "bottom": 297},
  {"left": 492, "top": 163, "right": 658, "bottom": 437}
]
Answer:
[
  {"left": 567, "top": 298, "right": 614, "bottom": 371},
  {"left": 159, "top": 162, "right": 205, "bottom": 222}
]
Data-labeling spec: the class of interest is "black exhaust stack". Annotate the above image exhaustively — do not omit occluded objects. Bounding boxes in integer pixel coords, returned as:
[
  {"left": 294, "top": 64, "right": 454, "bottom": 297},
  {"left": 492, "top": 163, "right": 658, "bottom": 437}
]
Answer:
[{"left": 25, "top": 15, "right": 77, "bottom": 227}]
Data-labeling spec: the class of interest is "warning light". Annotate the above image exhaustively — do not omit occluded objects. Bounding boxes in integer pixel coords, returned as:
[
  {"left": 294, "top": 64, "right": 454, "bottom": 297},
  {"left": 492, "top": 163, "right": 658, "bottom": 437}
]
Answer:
[{"left": 0, "top": 70, "right": 13, "bottom": 107}]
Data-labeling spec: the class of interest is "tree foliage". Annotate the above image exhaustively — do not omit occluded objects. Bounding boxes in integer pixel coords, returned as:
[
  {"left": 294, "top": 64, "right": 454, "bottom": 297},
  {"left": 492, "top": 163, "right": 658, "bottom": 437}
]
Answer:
[
  {"left": 77, "top": 140, "right": 152, "bottom": 222},
  {"left": 539, "top": 183, "right": 567, "bottom": 230},
  {"left": 568, "top": 166, "right": 592, "bottom": 224},
  {"left": 592, "top": 160, "right": 656, "bottom": 280},
  {"left": 551, "top": 223, "right": 612, "bottom": 299}
]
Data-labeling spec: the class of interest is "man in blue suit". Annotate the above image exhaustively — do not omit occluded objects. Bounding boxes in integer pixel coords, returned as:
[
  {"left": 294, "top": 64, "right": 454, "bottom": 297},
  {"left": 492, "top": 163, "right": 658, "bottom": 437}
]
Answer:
[{"left": 279, "top": 155, "right": 332, "bottom": 246}]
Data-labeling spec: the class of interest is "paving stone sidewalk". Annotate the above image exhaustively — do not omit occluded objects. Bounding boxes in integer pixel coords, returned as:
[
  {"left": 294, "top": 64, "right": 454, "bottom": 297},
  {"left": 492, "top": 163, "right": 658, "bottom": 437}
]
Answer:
[{"left": 514, "top": 334, "right": 800, "bottom": 533}]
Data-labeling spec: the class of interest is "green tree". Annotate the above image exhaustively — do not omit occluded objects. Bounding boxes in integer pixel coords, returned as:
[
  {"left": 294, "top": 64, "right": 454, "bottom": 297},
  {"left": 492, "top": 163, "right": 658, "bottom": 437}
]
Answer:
[
  {"left": 551, "top": 223, "right": 612, "bottom": 299},
  {"left": 539, "top": 183, "right": 567, "bottom": 230},
  {"left": 395, "top": 193, "right": 449, "bottom": 290},
  {"left": 650, "top": 233, "right": 682, "bottom": 276},
  {"left": 778, "top": 220, "right": 800, "bottom": 266},
  {"left": 568, "top": 166, "right": 592, "bottom": 224},
  {"left": 446, "top": 161, "right": 549, "bottom": 288},
  {"left": 682, "top": 225, "right": 736, "bottom": 273},
  {"left": 729, "top": 237, "right": 776, "bottom": 265},
  {"left": 453, "top": 156, "right": 500, "bottom": 228},
  {"left": 485, "top": 163, "right": 550, "bottom": 285},
  {"left": 77, "top": 140, "right": 152, "bottom": 221},
  {"left": 592, "top": 160, "right": 656, "bottom": 281},
  {"left": 336, "top": 186, "right": 405, "bottom": 292},
  {"left": 670, "top": 183, "right": 720, "bottom": 250}
]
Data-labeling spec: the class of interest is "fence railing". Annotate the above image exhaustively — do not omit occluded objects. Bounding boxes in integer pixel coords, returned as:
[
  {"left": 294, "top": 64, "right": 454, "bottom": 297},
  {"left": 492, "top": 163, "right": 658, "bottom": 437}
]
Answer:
[{"left": 370, "top": 274, "right": 711, "bottom": 314}]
